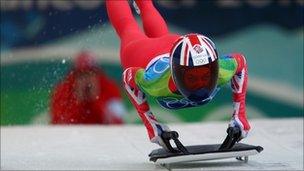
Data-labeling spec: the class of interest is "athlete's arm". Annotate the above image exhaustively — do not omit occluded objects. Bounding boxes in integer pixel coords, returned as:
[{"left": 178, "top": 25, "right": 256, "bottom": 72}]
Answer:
[
  {"left": 229, "top": 53, "right": 251, "bottom": 140},
  {"left": 122, "top": 67, "right": 172, "bottom": 149}
]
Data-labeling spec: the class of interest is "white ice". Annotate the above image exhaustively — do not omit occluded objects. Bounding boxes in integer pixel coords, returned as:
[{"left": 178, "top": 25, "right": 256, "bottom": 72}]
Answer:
[{"left": 1, "top": 118, "right": 303, "bottom": 170}]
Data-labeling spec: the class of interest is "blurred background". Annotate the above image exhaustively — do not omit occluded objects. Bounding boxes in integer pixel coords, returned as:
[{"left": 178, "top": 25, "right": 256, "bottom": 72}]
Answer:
[{"left": 1, "top": 0, "right": 303, "bottom": 125}]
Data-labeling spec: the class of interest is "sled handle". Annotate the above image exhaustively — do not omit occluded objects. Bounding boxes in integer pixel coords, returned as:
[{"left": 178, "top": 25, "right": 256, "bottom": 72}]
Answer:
[
  {"left": 162, "top": 131, "right": 178, "bottom": 139},
  {"left": 161, "top": 131, "right": 190, "bottom": 154},
  {"left": 219, "top": 127, "right": 241, "bottom": 150}
]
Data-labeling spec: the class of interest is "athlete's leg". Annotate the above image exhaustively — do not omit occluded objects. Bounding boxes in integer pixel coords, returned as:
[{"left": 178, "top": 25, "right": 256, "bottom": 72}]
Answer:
[
  {"left": 135, "top": 0, "right": 169, "bottom": 38},
  {"left": 106, "top": 0, "right": 146, "bottom": 48}
]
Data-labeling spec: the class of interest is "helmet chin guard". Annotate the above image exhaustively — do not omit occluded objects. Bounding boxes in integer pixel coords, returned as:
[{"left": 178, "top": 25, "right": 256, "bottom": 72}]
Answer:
[{"left": 170, "top": 33, "right": 219, "bottom": 102}]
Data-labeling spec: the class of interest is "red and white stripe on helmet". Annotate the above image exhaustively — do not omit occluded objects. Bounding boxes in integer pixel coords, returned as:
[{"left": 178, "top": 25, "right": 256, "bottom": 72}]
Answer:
[{"left": 170, "top": 33, "right": 218, "bottom": 67}]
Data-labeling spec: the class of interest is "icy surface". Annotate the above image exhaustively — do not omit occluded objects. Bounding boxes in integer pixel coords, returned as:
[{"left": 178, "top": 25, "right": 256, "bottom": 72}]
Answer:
[{"left": 1, "top": 118, "right": 303, "bottom": 170}]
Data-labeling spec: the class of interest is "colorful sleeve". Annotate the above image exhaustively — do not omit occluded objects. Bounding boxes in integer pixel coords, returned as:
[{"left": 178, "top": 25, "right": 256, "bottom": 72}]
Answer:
[
  {"left": 122, "top": 67, "right": 170, "bottom": 141},
  {"left": 218, "top": 55, "right": 238, "bottom": 87}
]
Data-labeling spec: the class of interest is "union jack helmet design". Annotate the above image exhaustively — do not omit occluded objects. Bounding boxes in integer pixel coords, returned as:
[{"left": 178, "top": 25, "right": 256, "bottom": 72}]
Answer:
[
  {"left": 170, "top": 33, "right": 218, "bottom": 67},
  {"left": 170, "top": 34, "right": 219, "bottom": 102}
]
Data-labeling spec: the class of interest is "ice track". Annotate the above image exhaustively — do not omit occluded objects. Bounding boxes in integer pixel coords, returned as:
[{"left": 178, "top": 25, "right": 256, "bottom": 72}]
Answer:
[{"left": 1, "top": 118, "right": 303, "bottom": 170}]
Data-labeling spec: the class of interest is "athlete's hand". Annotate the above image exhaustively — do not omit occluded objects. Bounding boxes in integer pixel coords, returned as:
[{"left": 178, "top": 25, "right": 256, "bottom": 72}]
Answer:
[
  {"left": 150, "top": 124, "right": 175, "bottom": 151},
  {"left": 228, "top": 117, "right": 249, "bottom": 141},
  {"left": 151, "top": 123, "right": 184, "bottom": 152},
  {"left": 152, "top": 128, "right": 190, "bottom": 154},
  {"left": 152, "top": 134, "right": 172, "bottom": 151}
]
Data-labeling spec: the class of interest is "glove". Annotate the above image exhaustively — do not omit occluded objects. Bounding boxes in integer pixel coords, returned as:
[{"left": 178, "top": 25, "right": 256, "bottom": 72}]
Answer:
[
  {"left": 219, "top": 116, "right": 250, "bottom": 150},
  {"left": 150, "top": 123, "right": 171, "bottom": 150},
  {"left": 151, "top": 134, "right": 172, "bottom": 151},
  {"left": 229, "top": 117, "right": 249, "bottom": 142},
  {"left": 219, "top": 122, "right": 242, "bottom": 150}
]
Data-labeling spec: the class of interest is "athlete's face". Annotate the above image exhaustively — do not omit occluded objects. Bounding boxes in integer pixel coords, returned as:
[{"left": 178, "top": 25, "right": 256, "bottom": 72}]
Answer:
[{"left": 183, "top": 67, "right": 211, "bottom": 91}]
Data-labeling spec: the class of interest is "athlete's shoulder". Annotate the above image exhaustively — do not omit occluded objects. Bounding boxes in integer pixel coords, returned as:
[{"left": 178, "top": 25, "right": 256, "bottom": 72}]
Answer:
[
  {"left": 122, "top": 67, "right": 143, "bottom": 88},
  {"left": 144, "top": 53, "right": 171, "bottom": 81}
]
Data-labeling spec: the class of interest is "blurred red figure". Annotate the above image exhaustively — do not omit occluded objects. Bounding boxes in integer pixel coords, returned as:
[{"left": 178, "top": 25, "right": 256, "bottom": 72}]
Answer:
[{"left": 50, "top": 51, "right": 126, "bottom": 124}]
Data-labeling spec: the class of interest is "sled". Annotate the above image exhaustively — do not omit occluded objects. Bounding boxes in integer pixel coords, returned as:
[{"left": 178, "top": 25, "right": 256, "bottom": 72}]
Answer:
[
  {"left": 149, "top": 128, "right": 263, "bottom": 164},
  {"left": 149, "top": 143, "right": 263, "bottom": 164}
]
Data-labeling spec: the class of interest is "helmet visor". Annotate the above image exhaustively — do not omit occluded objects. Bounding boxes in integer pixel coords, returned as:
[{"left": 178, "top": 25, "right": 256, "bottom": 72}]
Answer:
[{"left": 172, "top": 60, "right": 218, "bottom": 101}]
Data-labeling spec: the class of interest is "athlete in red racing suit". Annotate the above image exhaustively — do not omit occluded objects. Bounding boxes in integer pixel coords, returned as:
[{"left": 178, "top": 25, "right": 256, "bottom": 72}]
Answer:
[{"left": 106, "top": 0, "right": 250, "bottom": 150}]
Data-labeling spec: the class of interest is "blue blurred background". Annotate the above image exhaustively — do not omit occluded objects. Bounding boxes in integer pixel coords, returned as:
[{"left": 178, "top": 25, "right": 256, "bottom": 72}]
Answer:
[{"left": 1, "top": 0, "right": 303, "bottom": 125}]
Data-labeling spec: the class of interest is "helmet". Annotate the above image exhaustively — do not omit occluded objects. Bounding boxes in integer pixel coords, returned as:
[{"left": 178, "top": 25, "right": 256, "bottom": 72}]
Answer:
[{"left": 170, "top": 33, "right": 219, "bottom": 102}]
